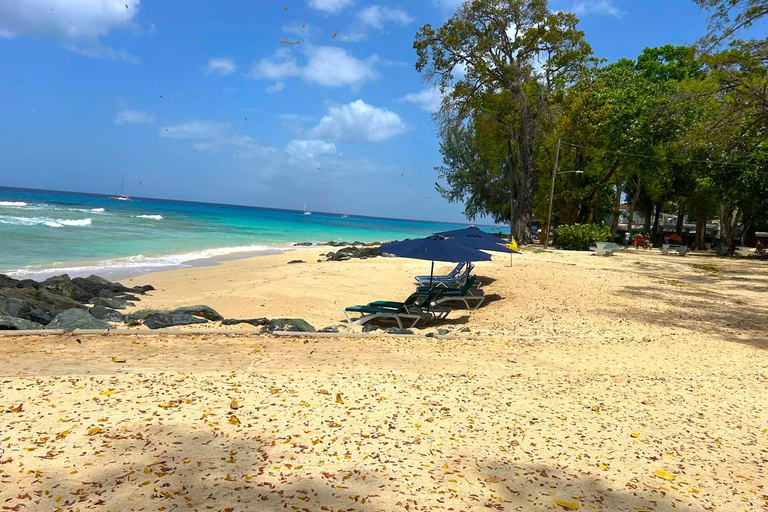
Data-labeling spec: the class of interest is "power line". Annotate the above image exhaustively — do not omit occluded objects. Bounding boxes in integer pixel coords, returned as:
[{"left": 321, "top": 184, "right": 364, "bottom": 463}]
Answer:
[{"left": 562, "top": 141, "right": 757, "bottom": 168}]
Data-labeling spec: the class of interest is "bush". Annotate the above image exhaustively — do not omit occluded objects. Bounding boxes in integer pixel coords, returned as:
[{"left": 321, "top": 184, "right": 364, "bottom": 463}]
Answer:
[{"left": 555, "top": 223, "right": 612, "bottom": 251}]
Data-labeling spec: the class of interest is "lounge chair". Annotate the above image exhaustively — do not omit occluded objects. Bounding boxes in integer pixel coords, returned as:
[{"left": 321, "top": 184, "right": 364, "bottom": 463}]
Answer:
[
  {"left": 343, "top": 290, "right": 450, "bottom": 329},
  {"left": 416, "top": 276, "right": 485, "bottom": 310},
  {"left": 415, "top": 264, "right": 475, "bottom": 288},
  {"left": 415, "top": 262, "right": 465, "bottom": 283}
]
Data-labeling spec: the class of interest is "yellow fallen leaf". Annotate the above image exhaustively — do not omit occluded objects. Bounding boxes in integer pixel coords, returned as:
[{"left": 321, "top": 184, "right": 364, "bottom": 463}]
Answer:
[
  {"left": 555, "top": 499, "right": 580, "bottom": 510},
  {"left": 630, "top": 432, "right": 640, "bottom": 438},
  {"left": 230, "top": 400, "right": 239, "bottom": 410},
  {"left": 318, "top": 390, "right": 330, "bottom": 395},
  {"left": 100, "top": 390, "right": 118, "bottom": 396},
  {"left": 654, "top": 469, "right": 676, "bottom": 481},
  {"left": 336, "top": 393, "right": 344, "bottom": 404},
  {"left": 111, "top": 357, "right": 126, "bottom": 363},
  {"left": 87, "top": 427, "right": 105, "bottom": 435},
  {"left": 229, "top": 415, "right": 241, "bottom": 425},
  {"left": 9, "top": 404, "right": 23, "bottom": 413},
  {"left": 598, "top": 463, "right": 609, "bottom": 471},
  {"left": 485, "top": 476, "right": 499, "bottom": 483}
]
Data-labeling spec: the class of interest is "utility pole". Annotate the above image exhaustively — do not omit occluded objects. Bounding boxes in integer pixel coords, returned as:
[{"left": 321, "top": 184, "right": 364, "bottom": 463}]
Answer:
[{"left": 544, "top": 138, "right": 561, "bottom": 249}]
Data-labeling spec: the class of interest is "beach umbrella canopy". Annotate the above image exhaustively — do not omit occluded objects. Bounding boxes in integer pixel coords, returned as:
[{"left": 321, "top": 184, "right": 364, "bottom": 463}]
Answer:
[
  {"left": 379, "top": 235, "right": 492, "bottom": 263},
  {"left": 379, "top": 235, "right": 491, "bottom": 295},
  {"left": 435, "top": 226, "right": 520, "bottom": 253}
]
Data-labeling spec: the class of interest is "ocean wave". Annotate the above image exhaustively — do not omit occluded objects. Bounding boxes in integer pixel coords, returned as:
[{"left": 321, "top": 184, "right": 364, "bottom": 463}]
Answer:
[
  {"left": 135, "top": 214, "right": 163, "bottom": 220},
  {"left": 4, "top": 244, "right": 289, "bottom": 278},
  {"left": 0, "top": 215, "right": 92, "bottom": 228},
  {"left": 91, "top": 208, "right": 105, "bottom": 212},
  {"left": 0, "top": 201, "right": 28, "bottom": 207}
]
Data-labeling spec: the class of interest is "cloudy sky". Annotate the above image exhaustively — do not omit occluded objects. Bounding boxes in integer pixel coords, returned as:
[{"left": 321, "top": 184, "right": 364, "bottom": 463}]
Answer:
[{"left": 0, "top": 0, "right": 741, "bottom": 221}]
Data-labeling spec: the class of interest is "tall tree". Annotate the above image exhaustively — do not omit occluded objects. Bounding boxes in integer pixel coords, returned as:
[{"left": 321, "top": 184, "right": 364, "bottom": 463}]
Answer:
[{"left": 414, "top": 0, "right": 591, "bottom": 242}]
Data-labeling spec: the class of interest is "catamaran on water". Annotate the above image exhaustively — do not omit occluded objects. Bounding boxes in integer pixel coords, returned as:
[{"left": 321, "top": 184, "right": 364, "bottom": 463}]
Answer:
[{"left": 109, "top": 177, "right": 131, "bottom": 201}]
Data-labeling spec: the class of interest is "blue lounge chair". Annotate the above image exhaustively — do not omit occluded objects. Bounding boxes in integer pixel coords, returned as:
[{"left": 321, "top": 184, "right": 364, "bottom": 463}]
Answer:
[
  {"left": 415, "top": 276, "right": 485, "bottom": 310},
  {"left": 415, "top": 263, "right": 474, "bottom": 288},
  {"left": 415, "top": 262, "right": 465, "bottom": 283},
  {"left": 343, "top": 290, "right": 450, "bottom": 329}
]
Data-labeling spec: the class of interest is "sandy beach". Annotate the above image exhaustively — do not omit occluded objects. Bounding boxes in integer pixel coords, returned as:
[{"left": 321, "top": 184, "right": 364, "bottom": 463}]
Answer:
[{"left": 1, "top": 248, "right": 767, "bottom": 511}]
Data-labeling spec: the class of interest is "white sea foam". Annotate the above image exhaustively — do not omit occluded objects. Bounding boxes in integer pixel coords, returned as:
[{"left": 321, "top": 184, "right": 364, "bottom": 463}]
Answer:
[
  {"left": 4, "top": 245, "right": 289, "bottom": 279},
  {"left": 91, "top": 208, "right": 105, "bottom": 212},
  {"left": 0, "top": 201, "right": 28, "bottom": 207},
  {"left": 135, "top": 214, "right": 163, "bottom": 220},
  {"left": 0, "top": 215, "right": 92, "bottom": 228}
]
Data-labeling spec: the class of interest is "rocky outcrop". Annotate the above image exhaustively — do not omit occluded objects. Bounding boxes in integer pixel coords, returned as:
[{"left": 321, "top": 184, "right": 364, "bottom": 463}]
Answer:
[
  {"left": 46, "top": 309, "right": 111, "bottom": 332},
  {"left": 89, "top": 305, "right": 126, "bottom": 323},
  {"left": 264, "top": 318, "right": 316, "bottom": 333},
  {"left": 222, "top": 318, "right": 269, "bottom": 327},
  {"left": 0, "top": 315, "right": 44, "bottom": 330},
  {"left": 324, "top": 246, "right": 382, "bottom": 262},
  {"left": 90, "top": 297, "right": 136, "bottom": 310},
  {"left": 143, "top": 313, "right": 208, "bottom": 330},
  {"left": 170, "top": 305, "right": 224, "bottom": 322}
]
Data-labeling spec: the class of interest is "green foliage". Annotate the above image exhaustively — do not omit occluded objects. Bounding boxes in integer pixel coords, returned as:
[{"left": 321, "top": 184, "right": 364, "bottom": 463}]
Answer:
[{"left": 554, "top": 224, "right": 612, "bottom": 250}]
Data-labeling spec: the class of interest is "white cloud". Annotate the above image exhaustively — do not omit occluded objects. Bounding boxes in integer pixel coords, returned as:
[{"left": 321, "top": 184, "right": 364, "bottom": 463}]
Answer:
[
  {"left": 159, "top": 120, "right": 229, "bottom": 140},
  {"left": 303, "top": 46, "right": 377, "bottom": 88},
  {"left": 285, "top": 139, "right": 337, "bottom": 159},
  {"left": 114, "top": 107, "right": 155, "bottom": 125},
  {"left": 356, "top": 5, "right": 414, "bottom": 29},
  {"left": 308, "top": 0, "right": 354, "bottom": 14},
  {"left": 571, "top": 0, "right": 623, "bottom": 18},
  {"left": 401, "top": 87, "right": 443, "bottom": 113},
  {"left": 250, "top": 46, "right": 377, "bottom": 91},
  {"left": 0, "top": 0, "right": 141, "bottom": 62},
  {"left": 203, "top": 57, "right": 236, "bottom": 76},
  {"left": 309, "top": 100, "right": 406, "bottom": 143}
]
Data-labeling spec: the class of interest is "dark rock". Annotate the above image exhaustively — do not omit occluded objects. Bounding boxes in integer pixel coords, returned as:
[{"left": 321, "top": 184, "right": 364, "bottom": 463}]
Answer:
[
  {"left": 38, "top": 290, "right": 82, "bottom": 311},
  {"left": 1, "top": 287, "right": 82, "bottom": 324},
  {"left": 324, "top": 246, "right": 381, "bottom": 262},
  {"left": 0, "top": 274, "right": 20, "bottom": 289},
  {"left": 90, "top": 297, "right": 135, "bottom": 310},
  {"left": 386, "top": 327, "right": 414, "bottom": 335},
  {"left": 362, "top": 324, "right": 379, "bottom": 333},
  {"left": 287, "top": 260, "right": 305, "bottom": 264},
  {"left": 437, "top": 328, "right": 450, "bottom": 336},
  {"left": 97, "top": 289, "right": 140, "bottom": 301},
  {"left": 16, "top": 279, "right": 39, "bottom": 289},
  {"left": 293, "top": 242, "right": 313, "bottom": 246},
  {"left": 71, "top": 275, "right": 131, "bottom": 298},
  {"left": 133, "top": 284, "right": 155, "bottom": 293},
  {"left": 46, "top": 309, "right": 111, "bottom": 332},
  {"left": 425, "top": 332, "right": 436, "bottom": 338},
  {"left": 125, "top": 309, "right": 165, "bottom": 323},
  {"left": 0, "top": 315, "right": 44, "bottom": 330},
  {"left": 41, "top": 274, "right": 92, "bottom": 303},
  {"left": 222, "top": 318, "right": 269, "bottom": 327},
  {"left": 143, "top": 313, "right": 207, "bottom": 330},
  {"left": 266, "top": 318, "right": 316, "bottom": 333},
  {"left": 89, "top": 305, "right": 126, "bottom": 323},
  {"left": 319, "top": 326, "right": 340, "bottom": 333},
  {"left": 0, "top": 297, "right": 25, "bottom": 318},
  {"left": 459, "top": 327, "right": 471, "bottom": 333},
  {"left": 170, "top": 305, "right": 224, "bottom": 322}
]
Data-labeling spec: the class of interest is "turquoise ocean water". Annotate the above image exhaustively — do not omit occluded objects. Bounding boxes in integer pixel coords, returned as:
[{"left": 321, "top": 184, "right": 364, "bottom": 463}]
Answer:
[{"left": 0, "top": 187, "right": 500, "bottom": 279}]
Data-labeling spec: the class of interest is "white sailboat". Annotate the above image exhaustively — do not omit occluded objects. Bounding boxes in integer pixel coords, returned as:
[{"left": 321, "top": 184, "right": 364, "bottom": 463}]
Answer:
[{"left": 303, "top": 196, "right": 312, "bottom": 216}]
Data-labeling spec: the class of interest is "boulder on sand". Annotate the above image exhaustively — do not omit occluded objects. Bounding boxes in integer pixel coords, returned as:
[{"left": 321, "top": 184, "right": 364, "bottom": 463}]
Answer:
[
  {"left": 222, "top": 318, "right": 269, "bottom": 327},
  {"left": 143, "top": 313, "right": 208, "bottom": 330},
  {"left": 89, "top": 305, "right": 126, "bottom": 323},
  {"left": 40, "top": 275, "right": 92, "bottom": 303},
  {"left": 0, "top": 296, "right": 26, "bottom": 318},
  {"left": 125, "top": 309, "right": 163, "bottom": 323},
  {"left": 0, "top": 274, "right": 20, "bottom": 289},
  {"left": 170, "top": 305, "right": 224, "bottom": 322},
  {"left": 90, "top": 297, "right": 135, "bottom": 310},
  {"left": 46, "top": 309, "right": 111, "bottom": 332},
  {"left": 264, "top": 318, "right": 316, "bottom": 333},
  {"left": 0, "top": 315, "right": 44, "bottom": 330}
]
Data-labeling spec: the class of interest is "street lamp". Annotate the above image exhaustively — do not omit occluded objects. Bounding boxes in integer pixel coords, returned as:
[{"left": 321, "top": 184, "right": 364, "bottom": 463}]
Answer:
[{"left": 544, "top": 139, "right": 583, "bottom": 249}]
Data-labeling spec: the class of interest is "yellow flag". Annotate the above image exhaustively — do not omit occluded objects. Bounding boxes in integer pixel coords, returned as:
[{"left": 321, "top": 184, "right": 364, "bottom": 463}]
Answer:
[{"left": 508, "top": 239, "right": 518, "bottom": 251}]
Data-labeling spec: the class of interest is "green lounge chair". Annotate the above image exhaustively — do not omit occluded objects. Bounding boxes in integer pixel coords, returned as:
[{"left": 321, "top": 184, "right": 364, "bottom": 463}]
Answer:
[
  {"left": 415, "top": 275, "right": 485, "bottom": 310},
  {"left": 343, "top": 290, "right": 450, "bottom": 329}
]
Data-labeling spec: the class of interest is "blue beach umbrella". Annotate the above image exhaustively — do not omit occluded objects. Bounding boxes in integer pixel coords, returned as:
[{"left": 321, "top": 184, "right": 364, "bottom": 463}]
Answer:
[
  {"left": 436, "top": 226, "right": 520, "bottom": 253},
  {"left": 379, "top": 235, "right": 491, "bottom": 290}
]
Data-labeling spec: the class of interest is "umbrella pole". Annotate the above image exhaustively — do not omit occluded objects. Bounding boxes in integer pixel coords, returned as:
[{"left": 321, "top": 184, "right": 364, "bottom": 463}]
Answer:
[{"left": 427, "top": 261, "right": 434, "bottom": 313}]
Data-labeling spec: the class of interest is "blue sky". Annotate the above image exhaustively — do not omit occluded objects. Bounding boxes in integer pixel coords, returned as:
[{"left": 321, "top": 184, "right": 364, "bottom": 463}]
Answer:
[{"left": 0, "top": 0, "right": 751, "bottom": 222}]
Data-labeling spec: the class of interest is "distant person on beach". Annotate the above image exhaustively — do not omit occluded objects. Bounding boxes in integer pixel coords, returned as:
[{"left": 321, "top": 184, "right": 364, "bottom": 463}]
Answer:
[
  {"left": 624, "top": 232, "right": 630, "bottom": 246},
  {"left": 756, "top": 240, "right": 765, "bottom": 255},
  {"left": 727, "top": 240, "right": 737, "bottom": 256}
]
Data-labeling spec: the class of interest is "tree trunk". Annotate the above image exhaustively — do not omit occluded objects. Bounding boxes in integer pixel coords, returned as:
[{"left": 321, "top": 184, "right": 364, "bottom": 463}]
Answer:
[
  {"left": 512, "top": 94, "right": 534, "bottom": 244},
  {"left": 719, "top": 204, "right": 738, "bottom": 245},
  {"left": 651, "top": 202, "right": 662, "bottom": 242},
  {"left": 626, "top": 178, "right": 642, "bottom": 233},
  {"left": 695, "top": 214, "right": 707, "bottom": 249},
  {"left": 611, "top": 177, "right": 623, "bottom": 237},
  {"left": 507, "top": 138, "right": 517, "bottom": 243},
  {"left": 675, "top": 205, "right": 685, "bottom": 234},
  {"left": 643, "top": 206, "right": 652, "bottom": 234}
]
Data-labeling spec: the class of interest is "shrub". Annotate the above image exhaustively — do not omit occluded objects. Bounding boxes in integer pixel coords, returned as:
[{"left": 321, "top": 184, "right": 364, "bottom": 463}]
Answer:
[{"left": 555, "top": 223, "right": 612, "bottom": 251}]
